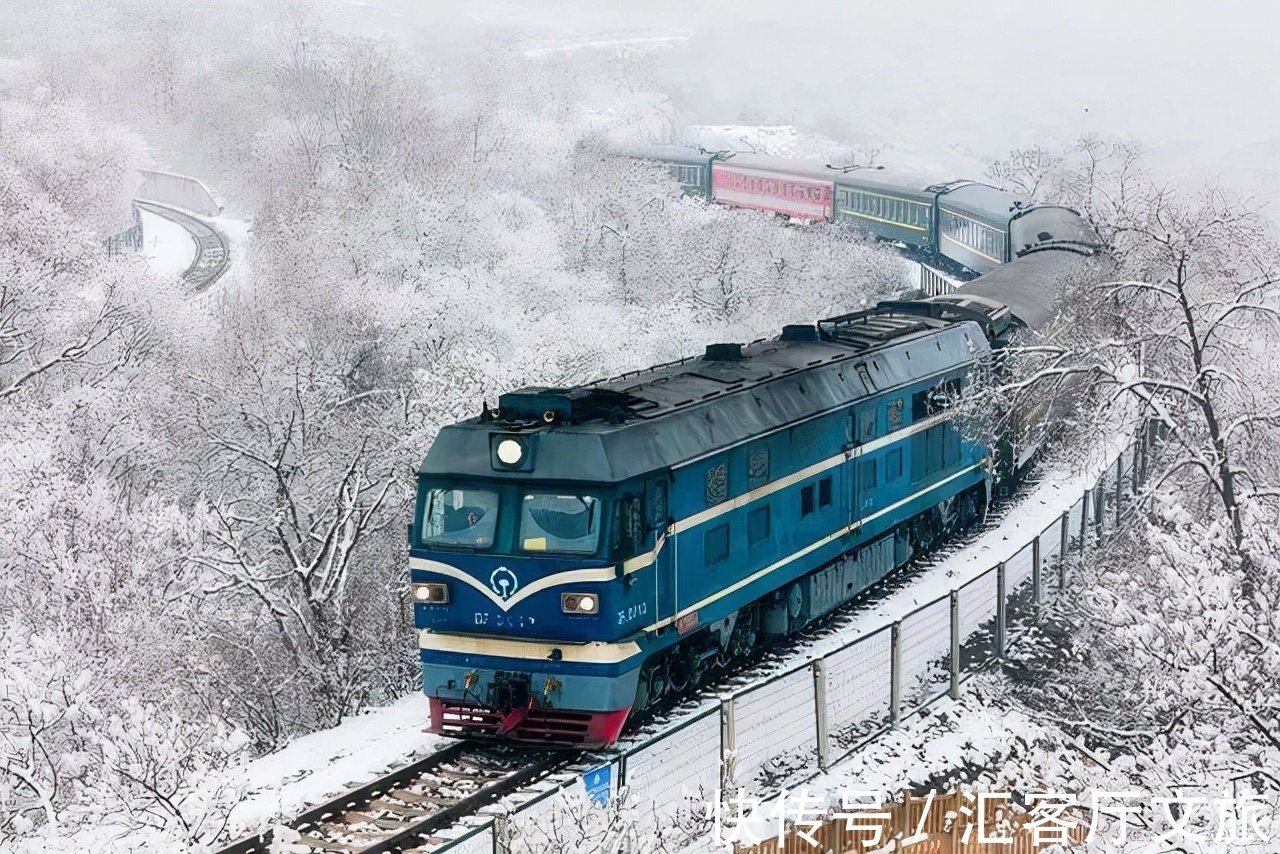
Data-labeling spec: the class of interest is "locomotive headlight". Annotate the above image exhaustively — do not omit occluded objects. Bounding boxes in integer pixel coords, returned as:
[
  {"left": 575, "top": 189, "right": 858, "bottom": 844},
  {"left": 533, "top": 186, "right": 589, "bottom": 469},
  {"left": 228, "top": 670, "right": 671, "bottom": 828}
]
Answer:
[
  {"left": 496, "top": 438, "right": 524, "bottom": 466},
  {"left": 411, "top": 582, "right": 450, "bottom": 604},
  {"left": 561, "top": 592, "right": 599, "bottom": 614}
]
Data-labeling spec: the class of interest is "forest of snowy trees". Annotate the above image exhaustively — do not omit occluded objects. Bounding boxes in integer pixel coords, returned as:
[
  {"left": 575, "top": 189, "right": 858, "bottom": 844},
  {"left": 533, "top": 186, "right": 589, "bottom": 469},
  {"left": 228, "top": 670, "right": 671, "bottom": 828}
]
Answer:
[
  {"left": 0, "top": 5, "right": 908, "bottom": 848},
  {"left": 1, "top": 2, "right": 1278, "bottom": 851}
]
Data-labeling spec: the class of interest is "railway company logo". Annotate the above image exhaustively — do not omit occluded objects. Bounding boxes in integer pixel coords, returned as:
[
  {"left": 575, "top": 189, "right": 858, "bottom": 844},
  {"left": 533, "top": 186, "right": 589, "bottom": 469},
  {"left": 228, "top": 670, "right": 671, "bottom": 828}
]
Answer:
[{"left": 489, "top": 566, "right": 519, "bottom": 601}]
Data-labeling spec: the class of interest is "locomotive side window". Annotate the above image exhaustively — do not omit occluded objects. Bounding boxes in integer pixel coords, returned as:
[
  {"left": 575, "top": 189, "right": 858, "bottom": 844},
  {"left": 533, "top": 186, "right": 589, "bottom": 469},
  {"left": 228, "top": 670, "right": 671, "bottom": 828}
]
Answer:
[
  {"left": 819, "top": 476, "right": 833, "bottom": 509},
  {"left": 747, "top": 505, "right": 771, "bottom": 547},
  {"left": 646, "top": 478, "right": 668, "bottom": 528},
  {"left": 421, "top": 487, "right": 499, "bottom": 549},
  {"left": 856, "top": 406, "right": 877, "bottom": 442},
  {"left": 617, "top": 495, "right": 643, "bottom": 558},
  {"left": 800, "top": 484, "right": 816, "bottom": 517},
  {"left": 519, "top": 493, "right": 601, "bottom": 555},
  {"left": 705, "top": 523, "right": 730, "bottom": 566}
]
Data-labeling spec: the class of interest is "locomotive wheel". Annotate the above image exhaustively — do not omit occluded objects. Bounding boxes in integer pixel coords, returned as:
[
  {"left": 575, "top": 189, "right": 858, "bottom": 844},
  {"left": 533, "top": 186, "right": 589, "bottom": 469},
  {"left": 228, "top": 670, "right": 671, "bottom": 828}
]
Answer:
[
  {"left": 956, "top": 487, "right": 984, "bottom": 531},
  {"left": 634, "top": 657, "right": 668, "bottom": 711},
  {"left": 667, "top": 651, "right": 693, "bottom": 693},
  {"left": 786, "top": 583, "right": 805, "bottom": 628}
]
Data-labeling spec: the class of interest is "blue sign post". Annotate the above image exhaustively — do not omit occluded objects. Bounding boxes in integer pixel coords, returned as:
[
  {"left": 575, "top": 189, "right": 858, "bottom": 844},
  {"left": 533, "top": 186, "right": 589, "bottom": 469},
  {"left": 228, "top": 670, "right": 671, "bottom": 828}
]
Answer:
[{"left": 583, "top": 764, "right": 612, "bottom": 807}]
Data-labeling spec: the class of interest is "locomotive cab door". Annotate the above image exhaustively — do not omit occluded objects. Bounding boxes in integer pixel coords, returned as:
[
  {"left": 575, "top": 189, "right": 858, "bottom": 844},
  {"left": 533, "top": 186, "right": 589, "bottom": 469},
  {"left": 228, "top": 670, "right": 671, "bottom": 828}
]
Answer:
[{"left": 646, "top": 475, "right": 676, "bottom": 623}]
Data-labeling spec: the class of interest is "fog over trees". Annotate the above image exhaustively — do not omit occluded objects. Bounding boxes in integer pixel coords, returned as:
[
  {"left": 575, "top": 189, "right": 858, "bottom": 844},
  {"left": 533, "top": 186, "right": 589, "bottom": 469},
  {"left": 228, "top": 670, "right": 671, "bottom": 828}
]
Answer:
[
  {"left": 1, "top": 2, "right": 1277, "bottom": 850},
  {"left": 0, "top": 4, "right": 906, "bottom": 847}
]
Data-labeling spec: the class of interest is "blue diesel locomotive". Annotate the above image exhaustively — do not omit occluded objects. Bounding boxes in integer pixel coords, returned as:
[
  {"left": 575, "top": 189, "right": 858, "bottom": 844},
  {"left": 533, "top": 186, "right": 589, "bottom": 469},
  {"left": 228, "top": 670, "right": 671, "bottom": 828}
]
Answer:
[{"left": 409, "top": 235, "right": 1105, "bottom": 747}]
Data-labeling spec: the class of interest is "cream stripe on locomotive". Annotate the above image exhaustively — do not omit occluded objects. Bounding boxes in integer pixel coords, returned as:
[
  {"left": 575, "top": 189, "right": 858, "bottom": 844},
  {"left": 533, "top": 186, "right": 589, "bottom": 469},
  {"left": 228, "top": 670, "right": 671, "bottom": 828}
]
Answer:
[
  {"left": 417, "top": 462, "right": 986, "bottom": 660},
  {"left": 413, "top": 406, "right": 971, "bottom": 613},
  {"left": 625, "top": 405, "right": 957, "bottom": 572},
  {"left": 417, "top": 630, "right": 641, "bottom": 665},
  {"left": 641, "top": 461, "right": 985, "bottom": 633},
  {"left": 409, "top": 558, "right": 616, "bottom": 611}
]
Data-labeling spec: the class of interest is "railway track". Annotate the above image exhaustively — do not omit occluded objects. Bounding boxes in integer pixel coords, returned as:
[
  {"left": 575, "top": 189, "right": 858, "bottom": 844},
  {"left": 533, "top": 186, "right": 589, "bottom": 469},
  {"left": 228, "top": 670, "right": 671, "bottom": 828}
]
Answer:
[
  {"left": 216, "top": 742, "right": 571, "bottom": 854},
  {"left": 134, "top": 199, "right": 231, "bottom": 292}
]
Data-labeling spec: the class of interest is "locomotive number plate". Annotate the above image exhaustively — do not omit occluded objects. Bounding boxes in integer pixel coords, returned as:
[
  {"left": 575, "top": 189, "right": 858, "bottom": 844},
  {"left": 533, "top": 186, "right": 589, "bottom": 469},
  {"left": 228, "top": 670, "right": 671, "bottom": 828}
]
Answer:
[{"left": 473, "top": 612, "right": 537, "bottom": 628}]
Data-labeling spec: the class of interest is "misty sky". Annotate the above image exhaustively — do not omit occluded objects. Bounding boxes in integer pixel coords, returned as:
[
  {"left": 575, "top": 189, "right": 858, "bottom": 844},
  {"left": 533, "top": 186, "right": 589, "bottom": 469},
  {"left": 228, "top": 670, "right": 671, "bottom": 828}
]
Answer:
[{"left": 321, "top": 0, "right": 1280, "bottom": 184}]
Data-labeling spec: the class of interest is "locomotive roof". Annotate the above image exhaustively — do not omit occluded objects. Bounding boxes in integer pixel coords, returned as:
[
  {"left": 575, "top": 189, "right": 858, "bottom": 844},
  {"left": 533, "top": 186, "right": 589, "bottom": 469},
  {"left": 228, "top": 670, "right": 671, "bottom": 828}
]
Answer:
[
  {"left": 954, "top": 247, "right": 1114, "bottom": 332},
  {"left": 420, "top": 308, "right": 991, "bottom": 484}
]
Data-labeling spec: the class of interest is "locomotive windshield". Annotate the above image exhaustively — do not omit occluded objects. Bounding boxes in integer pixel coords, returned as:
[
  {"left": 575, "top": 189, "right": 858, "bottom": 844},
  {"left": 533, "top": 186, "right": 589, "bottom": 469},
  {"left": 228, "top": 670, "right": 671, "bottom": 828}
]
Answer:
[
  {"left": 520, "top": 493, "right": 601, "bottom": 555},
  {"left": 421, "top": 486, "right": 499, "bottom": 549}
]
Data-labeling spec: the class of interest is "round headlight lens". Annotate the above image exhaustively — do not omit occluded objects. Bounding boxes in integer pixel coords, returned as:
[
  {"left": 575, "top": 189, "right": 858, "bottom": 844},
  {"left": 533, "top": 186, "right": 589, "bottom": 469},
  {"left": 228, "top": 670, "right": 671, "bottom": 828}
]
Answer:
[
  {"left": 578, "top": 595, "right": 595, "bottom": 613},
  {"left": 497, "top": 438, "right": 524, "bottom": 465},
  {"left": 414, "top": 586, "right": 430, "bottom": 601}
]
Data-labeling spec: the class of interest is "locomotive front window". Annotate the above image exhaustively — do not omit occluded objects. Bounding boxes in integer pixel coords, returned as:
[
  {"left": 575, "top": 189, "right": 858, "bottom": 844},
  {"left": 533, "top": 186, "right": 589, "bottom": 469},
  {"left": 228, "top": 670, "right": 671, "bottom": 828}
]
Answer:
[
  {"left": 421, "top": 487, "right": 499, "bottom": 549},
  {"left": 519, "top": 493, "right": 601, "bottom": 555}
]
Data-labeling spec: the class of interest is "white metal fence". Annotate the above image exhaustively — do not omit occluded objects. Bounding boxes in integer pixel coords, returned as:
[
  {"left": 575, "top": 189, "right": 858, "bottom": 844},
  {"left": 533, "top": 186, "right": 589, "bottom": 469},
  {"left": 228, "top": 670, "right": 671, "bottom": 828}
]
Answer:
[{"left": 436, "top": 425, "right": 1154, "bottom": 853}]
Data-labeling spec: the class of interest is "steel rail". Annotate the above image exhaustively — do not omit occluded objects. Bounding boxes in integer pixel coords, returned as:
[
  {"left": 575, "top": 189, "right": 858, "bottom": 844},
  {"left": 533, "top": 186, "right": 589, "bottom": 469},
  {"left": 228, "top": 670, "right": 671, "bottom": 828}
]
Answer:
[
  {"left": 134, "top": 199, "right": 231, "bottom": 292},
  {"left": 214, "top": 742, "right": 569, "bottom": 854}
]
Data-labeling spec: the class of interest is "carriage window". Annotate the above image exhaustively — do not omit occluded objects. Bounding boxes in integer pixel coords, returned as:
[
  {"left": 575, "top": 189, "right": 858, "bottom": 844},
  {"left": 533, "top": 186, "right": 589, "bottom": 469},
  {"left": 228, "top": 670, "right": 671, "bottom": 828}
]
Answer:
[
  {"left": 519, "top": 493, "right": 601, "bottom": 554},
  {"left": 421, "top": 487, "right": 499, "bottom": 549},
  {"left": 801, "top": 485, "right": 816, "bottom": 517}
]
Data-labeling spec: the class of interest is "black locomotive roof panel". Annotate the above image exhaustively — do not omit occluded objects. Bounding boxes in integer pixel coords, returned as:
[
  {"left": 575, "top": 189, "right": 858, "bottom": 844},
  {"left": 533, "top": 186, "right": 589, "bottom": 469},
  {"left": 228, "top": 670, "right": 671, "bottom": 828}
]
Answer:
[
  {"left": 420, "top": 312, "right": 991, "bottom": 483},
  {"left": 954, "top": 248, "right": 1114, "bottom": 333}
]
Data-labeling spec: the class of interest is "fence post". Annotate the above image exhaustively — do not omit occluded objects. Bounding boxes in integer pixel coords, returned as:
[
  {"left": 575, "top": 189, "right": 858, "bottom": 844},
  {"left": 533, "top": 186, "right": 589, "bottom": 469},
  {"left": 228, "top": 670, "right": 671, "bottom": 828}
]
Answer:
[
  {"left": 720, "top": 695, "right": 736, "bottom": 797},
  {"left": 1095, "top": 477, "right": 1106, "bottom": 538},
  {"left": 494, "top": 814, "right": 511, "bottom": 854},
  {"left": 813, "top": 658, "right": 829, "bottom": 771},
  {"left": 1058, "top": 511, "right": 1069, "bottom": 592},
  {"left": 1079, "top": 490, "right": 1090, "bottom": 557},
  {"left": 1115, "top": 456, "right": 1123, "bottom": 529},
  {"left": 949, "top": 589, "right": 961, "bottom": 700},
  {"left": 995, "top": 562, "right": 1007, "bottom": 660},
  {"left": 890, "top": 622, "right": 902, "bottom": 728},
  {"left": 1131, "top": 439, "right": 1141, "bottom": 494},
  {"left": 1031, "top": 535, "right": 1042, "bottom": 605}
]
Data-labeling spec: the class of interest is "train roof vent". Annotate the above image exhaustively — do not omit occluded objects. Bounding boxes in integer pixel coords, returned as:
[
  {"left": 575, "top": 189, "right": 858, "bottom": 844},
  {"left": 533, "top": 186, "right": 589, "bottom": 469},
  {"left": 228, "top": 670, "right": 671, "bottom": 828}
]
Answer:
[
  {"left": 817, "top": 311, "right": 932, "bottom": 350},
  {"left": 780, "top": 324, "right": 821, "bottom": 342},
  {"left": 496, "top": 386, "right": 649, "bottom": 425},
  {"left": 703, "top": 342, "right": 744, "bottom": 361}
]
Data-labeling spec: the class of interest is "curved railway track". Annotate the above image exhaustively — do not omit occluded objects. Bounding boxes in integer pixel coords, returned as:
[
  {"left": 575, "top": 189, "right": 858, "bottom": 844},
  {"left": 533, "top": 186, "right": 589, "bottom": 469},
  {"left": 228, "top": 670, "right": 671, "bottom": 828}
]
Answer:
[
  {"left": 134, "top": 199, "right": 231, "bottom": 292},
  {"left": 216, "top": 742, "right": 572, "bottom": 854}
]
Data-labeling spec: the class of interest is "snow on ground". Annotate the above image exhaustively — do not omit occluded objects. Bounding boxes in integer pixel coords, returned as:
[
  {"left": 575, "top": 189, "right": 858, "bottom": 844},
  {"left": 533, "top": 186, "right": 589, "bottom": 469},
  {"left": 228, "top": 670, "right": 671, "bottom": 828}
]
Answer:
[
  {"left": 224, "top": 694, "right": 450, "bottom": 837},
  {"left": 139, "top": 206, "right": 196, "bottom": 277},
  {"left": 706, "top": 680, "right": 1064, "bottom": 852}
]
